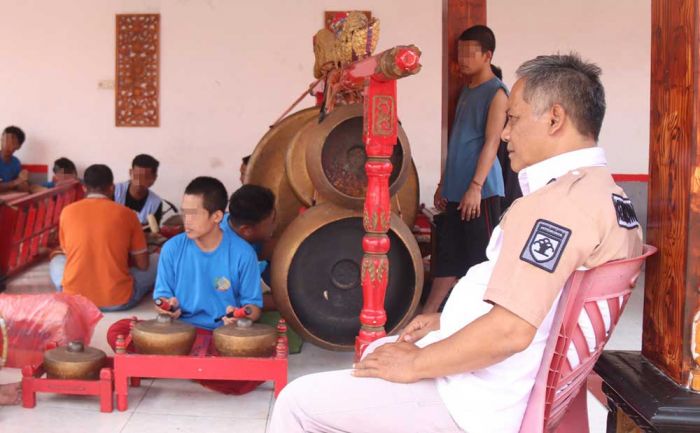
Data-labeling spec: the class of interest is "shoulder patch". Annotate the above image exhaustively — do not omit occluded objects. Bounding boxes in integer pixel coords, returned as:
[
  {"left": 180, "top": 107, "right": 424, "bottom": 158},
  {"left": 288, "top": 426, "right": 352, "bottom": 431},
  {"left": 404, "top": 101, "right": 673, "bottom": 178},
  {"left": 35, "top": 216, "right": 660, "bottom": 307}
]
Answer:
[
  {"left": 612, "top": 194, "right": 639, "bottom": 229},
  {"left": 520, "top": 219, "right": 572, "bottom": 273}
]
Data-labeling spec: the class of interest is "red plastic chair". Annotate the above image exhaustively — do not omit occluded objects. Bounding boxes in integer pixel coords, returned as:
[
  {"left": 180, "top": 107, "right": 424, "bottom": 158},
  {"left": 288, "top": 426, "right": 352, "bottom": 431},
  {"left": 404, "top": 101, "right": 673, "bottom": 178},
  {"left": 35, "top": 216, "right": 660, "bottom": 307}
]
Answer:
[{"left": 519, "top": 244, "right": 656, "bottom": 433}]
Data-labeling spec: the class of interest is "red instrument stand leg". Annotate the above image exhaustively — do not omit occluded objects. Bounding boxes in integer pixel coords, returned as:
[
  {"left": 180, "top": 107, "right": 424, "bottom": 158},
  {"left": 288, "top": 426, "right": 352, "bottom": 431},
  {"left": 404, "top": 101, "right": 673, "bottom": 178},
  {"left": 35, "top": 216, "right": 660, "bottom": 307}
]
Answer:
[
  {"left": 355, "top": 78, "right": 398, "bottom": 360},
  {"left": 114, "top": 319, "right": 289, "bottom": 411}
]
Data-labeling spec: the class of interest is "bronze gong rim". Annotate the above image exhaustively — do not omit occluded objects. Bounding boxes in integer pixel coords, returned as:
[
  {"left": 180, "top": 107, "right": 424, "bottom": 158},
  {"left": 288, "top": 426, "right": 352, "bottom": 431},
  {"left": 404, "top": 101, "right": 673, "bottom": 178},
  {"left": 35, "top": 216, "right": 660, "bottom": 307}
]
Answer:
[
  {"left": 304, "top": 104, "right": 412, "bottom": 209},
  {"left": 246, "top": 107, "right": 320, "bottom": 240},
  {"left": 270, "top": 203, "right": 423, "bottom": 351},
  {"left": 287, "top": 116, "right": 420, "bottom": 228}
]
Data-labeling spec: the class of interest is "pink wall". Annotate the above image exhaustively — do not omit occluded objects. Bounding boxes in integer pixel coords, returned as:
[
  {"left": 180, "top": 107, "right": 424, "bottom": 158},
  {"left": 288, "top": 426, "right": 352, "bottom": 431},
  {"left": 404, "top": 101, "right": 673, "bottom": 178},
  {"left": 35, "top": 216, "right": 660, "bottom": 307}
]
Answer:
[
  {"left": 1, "top": 0, "right": 650, "bottom": 206},
  {"left": 0, "top": 0, "right": 442, "bottom": 205}
]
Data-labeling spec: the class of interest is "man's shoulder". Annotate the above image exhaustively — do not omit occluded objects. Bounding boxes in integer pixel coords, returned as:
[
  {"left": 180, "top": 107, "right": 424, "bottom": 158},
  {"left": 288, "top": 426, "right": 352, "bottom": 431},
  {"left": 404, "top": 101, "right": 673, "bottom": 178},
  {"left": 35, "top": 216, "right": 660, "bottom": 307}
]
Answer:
[
  {"left": 161, "top": 232, "right": 189, "bottom": 256},
  {"left": 509, "top": 167, "right": 633, "bottom": 232},
  {"left": 148, "top": 189, "right": 162, "bottom": 203},
  {"left": 222, "top": 229, "right": 257, "bottom": 259}
]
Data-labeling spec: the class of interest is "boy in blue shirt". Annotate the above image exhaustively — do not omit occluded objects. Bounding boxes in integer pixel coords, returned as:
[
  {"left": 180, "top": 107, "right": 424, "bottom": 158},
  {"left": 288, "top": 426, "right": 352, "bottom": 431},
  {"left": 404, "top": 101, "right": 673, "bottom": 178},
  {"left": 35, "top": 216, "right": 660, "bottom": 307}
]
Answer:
[
  {"left": 220, "top": 184, "right": 276, "bottom": 271},
  {"left": 42, "top": 157, "right": 79, "bottom": 188},
  {"left": 0, "top": 126, "right": 29, "bottom": 193},
  {"left": 153, "top": 176, "right": 262, "bottom": 328}
]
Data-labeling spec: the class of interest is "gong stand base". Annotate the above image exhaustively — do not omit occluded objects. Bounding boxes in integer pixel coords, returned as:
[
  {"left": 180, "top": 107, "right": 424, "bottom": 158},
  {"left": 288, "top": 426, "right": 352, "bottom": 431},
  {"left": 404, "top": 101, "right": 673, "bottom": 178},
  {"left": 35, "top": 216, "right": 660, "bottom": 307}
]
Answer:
[
  {"left": 21, "top": 356, "right": 115, "bottom": 413},
  {"left": 114, "top": 321, "right": 289, "bottom": 412}
]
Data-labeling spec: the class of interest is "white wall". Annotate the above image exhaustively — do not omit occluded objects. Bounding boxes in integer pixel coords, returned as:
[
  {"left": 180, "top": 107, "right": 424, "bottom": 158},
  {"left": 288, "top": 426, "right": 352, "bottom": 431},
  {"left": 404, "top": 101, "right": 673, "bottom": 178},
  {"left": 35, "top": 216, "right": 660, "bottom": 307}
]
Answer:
[
  {"left": 0, "top": 0, "right": 442, "bottom": 205},
  {"left": 0, "top": 0, "right": 650, "bottom": 207},
  {"left": 490, "top": 0, "right": 651, "bottom": 175}
]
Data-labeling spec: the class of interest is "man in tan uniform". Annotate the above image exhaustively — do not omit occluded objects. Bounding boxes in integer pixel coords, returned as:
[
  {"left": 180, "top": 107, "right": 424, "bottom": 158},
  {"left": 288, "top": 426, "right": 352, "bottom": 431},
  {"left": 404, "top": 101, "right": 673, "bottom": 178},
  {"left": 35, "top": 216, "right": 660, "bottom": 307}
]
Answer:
[{"left": 267, "top": 53, "right": 643, "bottom": 433}]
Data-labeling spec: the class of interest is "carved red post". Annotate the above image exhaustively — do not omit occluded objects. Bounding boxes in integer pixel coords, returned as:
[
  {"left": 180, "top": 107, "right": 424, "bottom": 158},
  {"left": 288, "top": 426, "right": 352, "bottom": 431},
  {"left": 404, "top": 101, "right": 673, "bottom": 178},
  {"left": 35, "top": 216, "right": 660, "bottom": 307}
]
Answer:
[{"left": 352, "top": 47, "right": 421, "bottom": 359}]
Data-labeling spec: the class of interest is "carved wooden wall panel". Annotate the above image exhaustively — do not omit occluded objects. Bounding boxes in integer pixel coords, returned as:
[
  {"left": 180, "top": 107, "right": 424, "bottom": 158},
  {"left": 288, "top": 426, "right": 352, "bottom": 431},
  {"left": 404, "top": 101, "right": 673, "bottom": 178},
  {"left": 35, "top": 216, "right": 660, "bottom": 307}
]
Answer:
[{"left": 115, "top": 14, "right": 160, "bottom": 127}]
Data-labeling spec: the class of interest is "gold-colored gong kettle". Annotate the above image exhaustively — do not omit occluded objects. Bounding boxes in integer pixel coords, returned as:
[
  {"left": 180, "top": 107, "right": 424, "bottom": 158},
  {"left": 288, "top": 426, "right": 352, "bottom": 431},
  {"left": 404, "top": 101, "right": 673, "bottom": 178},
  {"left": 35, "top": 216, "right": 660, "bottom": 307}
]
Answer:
[
  {"left": 213, "top": 318, "right": 277, "bottom": 358},
  {"left": 43, "top": 341, "right": 106, "bottom": 380},
  {"left": 131, "top": 314, "right": 197, "bottom": 355}
]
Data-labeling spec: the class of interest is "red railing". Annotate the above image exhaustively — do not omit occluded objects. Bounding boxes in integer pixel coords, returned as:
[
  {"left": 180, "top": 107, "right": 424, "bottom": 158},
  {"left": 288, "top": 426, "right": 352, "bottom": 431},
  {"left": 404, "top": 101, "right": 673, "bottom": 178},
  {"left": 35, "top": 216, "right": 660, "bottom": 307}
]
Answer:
[{"left": 0, "top": 180, "right": 84, "bottom": 280}]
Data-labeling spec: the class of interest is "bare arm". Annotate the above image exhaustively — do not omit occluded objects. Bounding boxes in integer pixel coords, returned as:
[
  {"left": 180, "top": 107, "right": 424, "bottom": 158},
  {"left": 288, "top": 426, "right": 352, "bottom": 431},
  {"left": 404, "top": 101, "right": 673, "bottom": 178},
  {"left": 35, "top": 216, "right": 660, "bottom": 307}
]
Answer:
[
  {"left": 472, "top": 89, "right": 508, "bottom": 187},
  {"left": 131, "top": 251, "right": 149, "bottom": 271}
]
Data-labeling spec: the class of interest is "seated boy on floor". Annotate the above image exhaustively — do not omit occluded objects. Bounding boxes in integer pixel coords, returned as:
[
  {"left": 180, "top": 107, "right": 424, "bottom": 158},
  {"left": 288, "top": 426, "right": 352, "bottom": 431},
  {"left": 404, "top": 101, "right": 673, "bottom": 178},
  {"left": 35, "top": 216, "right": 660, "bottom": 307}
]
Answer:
[
  {"left": 220, "top": 184, "right": 276, "bottom": 275},
  {"left": 43, "top": 157, "right": 79, "bottom": 188},
  {"left": 0, "top": 126, "right": 29, "bottom": 193},
  {"left": 107, "top": 177, "right": 263, "bottom": 394},
  {"left": 153, "top": 176, "right": 262, "bottom": 327}
]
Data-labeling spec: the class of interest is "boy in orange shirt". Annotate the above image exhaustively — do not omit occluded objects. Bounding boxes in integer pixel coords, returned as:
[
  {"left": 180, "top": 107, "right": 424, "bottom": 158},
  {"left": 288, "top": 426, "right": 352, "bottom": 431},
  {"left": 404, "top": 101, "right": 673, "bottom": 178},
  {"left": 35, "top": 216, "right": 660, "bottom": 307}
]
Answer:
[{"left": 49, "top": 164, "right": 158, "bottom": 310}]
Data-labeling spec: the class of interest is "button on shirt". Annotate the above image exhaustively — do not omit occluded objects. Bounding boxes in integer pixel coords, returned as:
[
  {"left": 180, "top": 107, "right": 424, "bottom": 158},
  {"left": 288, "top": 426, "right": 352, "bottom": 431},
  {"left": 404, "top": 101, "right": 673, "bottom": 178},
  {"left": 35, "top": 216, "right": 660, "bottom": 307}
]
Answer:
[{"left": 417, "top": 147, "right": 643, "bottom": 433}]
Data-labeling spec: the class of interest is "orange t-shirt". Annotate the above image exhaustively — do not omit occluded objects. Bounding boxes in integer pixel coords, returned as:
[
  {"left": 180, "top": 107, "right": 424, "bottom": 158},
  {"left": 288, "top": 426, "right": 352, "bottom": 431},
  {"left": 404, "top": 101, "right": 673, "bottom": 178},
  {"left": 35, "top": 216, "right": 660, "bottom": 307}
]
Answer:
[{"left": 59, "top": 196, "right": 147, "bottom": 307}]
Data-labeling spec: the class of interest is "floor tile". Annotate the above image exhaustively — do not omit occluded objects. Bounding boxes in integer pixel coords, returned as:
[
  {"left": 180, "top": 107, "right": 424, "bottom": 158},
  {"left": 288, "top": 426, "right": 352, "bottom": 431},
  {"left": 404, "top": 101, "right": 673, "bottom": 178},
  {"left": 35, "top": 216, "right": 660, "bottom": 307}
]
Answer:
[
  {"left": 122, "top": 412, "right": 267, "bottom": 433},
  {"left": 0, "top": 405, "right": 132, "bottom": 433},
  {"left": 135, "top": 378, "right": 272, "bottom": 419}
]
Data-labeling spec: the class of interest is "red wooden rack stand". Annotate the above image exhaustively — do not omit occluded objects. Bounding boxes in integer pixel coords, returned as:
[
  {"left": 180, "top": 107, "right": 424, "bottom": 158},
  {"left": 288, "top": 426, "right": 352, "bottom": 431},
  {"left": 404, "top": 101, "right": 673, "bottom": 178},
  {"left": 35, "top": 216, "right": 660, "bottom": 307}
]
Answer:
[
  {"left": 113, "top": 319, "right": 289, "bottom": 411},
  {"left": 21, "top": 353, "right": 115, "bottom": 413}
]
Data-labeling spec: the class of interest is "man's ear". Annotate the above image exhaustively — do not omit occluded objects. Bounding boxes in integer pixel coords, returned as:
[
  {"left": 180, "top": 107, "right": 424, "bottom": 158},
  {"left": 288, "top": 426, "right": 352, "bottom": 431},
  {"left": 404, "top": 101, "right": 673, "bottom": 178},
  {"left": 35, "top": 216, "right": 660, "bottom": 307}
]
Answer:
[
  {"left": 128, "top": 168, "right": 133, "bottom": 178},
  {"left": 548, "top": 104, "right": 566, "bottom": 135},
  {"left": 213, "top": 210, "right": 224, "bottom": 224}
]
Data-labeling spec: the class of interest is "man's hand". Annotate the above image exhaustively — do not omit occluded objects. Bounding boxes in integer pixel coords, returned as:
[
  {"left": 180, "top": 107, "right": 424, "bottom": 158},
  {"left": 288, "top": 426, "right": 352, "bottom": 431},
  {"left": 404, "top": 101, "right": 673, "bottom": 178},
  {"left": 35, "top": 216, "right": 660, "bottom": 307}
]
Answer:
[
  {"left": 155, "top": 297, "right": 181, "bottom": 318},
  {"left": 457, "top": 183, "right": 482, "bottom": 221},
  {"left": 433, "top": 184, "right": 447, "bottom": 211},
  {"left": 221, "top": 305, "right": 239, "bottom": 326},
  {"left": 352, "top": 341, "right": 421, "bottom": 383},
  {"left": 398, "top": 313, "right": 441, "bottom": 343}
]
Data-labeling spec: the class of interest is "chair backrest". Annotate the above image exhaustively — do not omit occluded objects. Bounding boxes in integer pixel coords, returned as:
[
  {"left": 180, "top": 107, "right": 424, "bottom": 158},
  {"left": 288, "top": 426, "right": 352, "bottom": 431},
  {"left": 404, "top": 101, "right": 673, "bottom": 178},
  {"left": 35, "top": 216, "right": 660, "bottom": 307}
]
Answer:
[{"left": 519, "top": 244, "right": 656, "bottom": 433}]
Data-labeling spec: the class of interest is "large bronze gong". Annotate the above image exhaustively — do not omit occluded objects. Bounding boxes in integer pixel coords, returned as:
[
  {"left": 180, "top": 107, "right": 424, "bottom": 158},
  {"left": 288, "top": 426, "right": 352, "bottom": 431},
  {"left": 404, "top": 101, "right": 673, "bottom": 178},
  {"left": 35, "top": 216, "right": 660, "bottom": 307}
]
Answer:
[
  {"left": 284, "top": 105, "right": 418, "bottom": 227},
  {"left": 271, "top": 203, "right": 423, "bottom": 350},
  {"left": 245, "top": 107, "right": 320, "bottom": 239},
  {"left": 304, "top": 104, "right": 412, "bottom": 209}
]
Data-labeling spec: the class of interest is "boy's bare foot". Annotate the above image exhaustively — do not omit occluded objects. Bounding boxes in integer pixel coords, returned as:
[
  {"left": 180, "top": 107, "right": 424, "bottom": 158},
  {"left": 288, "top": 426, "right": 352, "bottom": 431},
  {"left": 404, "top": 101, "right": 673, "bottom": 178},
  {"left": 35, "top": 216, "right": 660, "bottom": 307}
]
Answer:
[{"left": 0, "top": 382, "right": 21, "bottom": 405}]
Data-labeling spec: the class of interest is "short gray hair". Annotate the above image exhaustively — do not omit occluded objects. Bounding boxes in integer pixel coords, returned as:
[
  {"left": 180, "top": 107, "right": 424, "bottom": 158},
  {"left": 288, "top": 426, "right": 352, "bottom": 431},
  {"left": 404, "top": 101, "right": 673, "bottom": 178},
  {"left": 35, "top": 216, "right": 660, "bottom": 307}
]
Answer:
[{"left": 516, "top": 53, "right": 606, "bottom": 141}]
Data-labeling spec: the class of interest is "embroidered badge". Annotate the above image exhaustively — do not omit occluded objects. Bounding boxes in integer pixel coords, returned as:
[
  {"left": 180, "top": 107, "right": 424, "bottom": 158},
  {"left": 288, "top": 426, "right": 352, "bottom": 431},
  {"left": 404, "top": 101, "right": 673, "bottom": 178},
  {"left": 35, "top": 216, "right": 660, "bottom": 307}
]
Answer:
[
  {"left": 520, "top": 219, "right": 572, "bottom": 273},
  {"left": 214, "top": 277, "right": 231, "bottom": 292},
  {"left": 612, "top": 194, "right": 639, "bottom": 229}
]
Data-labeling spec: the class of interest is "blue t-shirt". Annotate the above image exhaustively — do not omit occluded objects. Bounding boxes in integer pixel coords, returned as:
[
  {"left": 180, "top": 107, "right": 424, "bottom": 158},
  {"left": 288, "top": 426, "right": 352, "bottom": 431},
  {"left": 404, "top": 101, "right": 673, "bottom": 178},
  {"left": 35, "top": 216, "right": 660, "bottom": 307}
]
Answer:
[
  {"left": 442, "top": 78, "right": 508, "bottom": 202},
  {"left": 220, "top": 213, "right": 268, "bottom": 274},
  {"left": 153, "top": 229, "right": 262, "bottom": 330},
  {"left": 0, "top": 156, "right": 21, "bottom": 184}
]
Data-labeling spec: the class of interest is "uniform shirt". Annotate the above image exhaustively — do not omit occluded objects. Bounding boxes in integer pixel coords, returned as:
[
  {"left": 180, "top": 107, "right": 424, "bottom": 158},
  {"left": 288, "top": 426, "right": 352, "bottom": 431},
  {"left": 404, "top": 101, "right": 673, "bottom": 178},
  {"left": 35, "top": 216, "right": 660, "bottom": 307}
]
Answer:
[
  {"left": 418, "top": 147, "right": 643, "bottom": 433},
  {"left": 114, "top": 181, "right": 163, "bottom": 225},
  {"left": 153, "top": 229, "right": 262, "bottom": 330},
  {"left": 0, "top": 156, "right": 21, "bottom": 183},
  {"left": 442, "top": 78, "right": 508, "bottom": 202},
  {"left": 59, "top": 194, "right": 147, "bottom": 307}
]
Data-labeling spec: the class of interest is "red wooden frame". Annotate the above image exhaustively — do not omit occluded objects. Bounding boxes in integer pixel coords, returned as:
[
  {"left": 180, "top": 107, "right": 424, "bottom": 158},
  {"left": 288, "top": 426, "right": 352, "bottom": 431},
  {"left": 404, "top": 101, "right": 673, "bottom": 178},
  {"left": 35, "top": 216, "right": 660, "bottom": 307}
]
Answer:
[
  {"left": 0, "top": 180, "right": 83, "bottom": 280},
  {"left": 113, "top": 319, "right": 289, "bottom": 411},
  {"left": 21, "top": 348, "right": 115, "bottom": 413}
]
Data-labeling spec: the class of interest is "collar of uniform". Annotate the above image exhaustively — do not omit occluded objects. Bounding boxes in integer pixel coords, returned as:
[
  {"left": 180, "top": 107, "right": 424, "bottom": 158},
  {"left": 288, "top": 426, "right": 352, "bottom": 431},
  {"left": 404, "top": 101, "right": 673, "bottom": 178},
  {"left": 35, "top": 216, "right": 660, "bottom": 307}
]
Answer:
[
  {"left": 518, "top": 147, "right": 608, "bottom": 196},
  {"left": 86, "top": 193, "right": 109, "bottom": 199}
]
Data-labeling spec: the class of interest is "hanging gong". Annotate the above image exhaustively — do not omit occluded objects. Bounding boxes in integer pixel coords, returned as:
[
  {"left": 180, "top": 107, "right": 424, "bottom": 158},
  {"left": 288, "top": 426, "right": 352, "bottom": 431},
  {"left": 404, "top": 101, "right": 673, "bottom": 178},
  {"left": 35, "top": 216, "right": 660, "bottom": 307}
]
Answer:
[
  {"left": 304, "top": 104, "right": 412, "bottom": 209},
  {"left": 286, "top": 118, "right": 419, "bottom": 228},
  {"left": 271, "top": 203, "right": 423, "bottom": 350},
  {"left": 246, "top": 107, "right": 320, "bottom": 240}
]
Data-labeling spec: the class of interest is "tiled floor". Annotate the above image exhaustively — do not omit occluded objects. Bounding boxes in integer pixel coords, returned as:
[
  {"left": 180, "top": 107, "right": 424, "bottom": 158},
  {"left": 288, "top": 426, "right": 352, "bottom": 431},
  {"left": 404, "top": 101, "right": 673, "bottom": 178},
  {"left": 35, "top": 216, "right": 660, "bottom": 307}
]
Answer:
[{"left": 0, "top": 261, "right": 645, "bottom": 432}]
